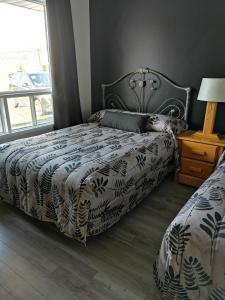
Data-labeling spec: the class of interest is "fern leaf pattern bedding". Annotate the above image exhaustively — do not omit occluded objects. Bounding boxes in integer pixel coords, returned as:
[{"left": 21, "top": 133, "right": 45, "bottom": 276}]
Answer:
[
  {"left": 0, "top": 123, "right": 175, "bottom": 243},
  {"left": 154, "top": 157, "right": 225, "bottom": 299}
]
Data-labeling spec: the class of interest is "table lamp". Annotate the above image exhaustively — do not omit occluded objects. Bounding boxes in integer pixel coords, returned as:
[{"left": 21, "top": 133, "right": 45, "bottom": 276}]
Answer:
[{"left": 196, "top": 78, "right": 225, "bottom": 140}]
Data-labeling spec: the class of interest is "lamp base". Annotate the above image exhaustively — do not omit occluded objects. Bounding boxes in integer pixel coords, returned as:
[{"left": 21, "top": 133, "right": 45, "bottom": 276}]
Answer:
[
  {"left": 191, "top": 101, "right": 220, "bottom": 142},
  {"left": 191, "top": 131, "right": 221, "bottom": 141}
]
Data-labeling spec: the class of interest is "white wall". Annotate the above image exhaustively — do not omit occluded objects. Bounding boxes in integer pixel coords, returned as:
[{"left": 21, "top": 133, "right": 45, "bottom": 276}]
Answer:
[{"left": 70, "top": 0, "right": 91, "bottom": 121}]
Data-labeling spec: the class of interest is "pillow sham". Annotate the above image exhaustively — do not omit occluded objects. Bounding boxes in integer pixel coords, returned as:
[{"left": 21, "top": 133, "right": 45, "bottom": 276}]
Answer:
[
  {"left": 100, "top": 110, "right": 149, "bottom": 133},
  {"left": 146, "top": 114, "right": 188, "bottom": 135},
  {"left": 88, "top": 109, "right": 107, "bottom": 123}
]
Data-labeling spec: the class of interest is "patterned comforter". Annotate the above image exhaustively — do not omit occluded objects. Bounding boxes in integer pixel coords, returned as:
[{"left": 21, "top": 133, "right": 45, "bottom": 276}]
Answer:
[
  {"left": 0, "top": 123, "right": 176, "bottom": 243},
  {"left": 154, "top": 156, "right": 225, "bottom": 299}
]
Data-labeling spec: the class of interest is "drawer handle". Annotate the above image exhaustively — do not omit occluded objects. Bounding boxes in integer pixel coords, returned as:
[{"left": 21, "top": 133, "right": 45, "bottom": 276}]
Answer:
[
  {"left": 191, "top": 150, "right": 206, "bottom": 157},
  {"left": 188, "top": 166, "right": 203, "bottom": 174}
]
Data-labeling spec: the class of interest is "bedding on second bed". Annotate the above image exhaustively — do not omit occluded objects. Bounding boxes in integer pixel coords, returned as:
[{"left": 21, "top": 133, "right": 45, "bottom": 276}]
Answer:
[{"left": 154, "top": 154, "right": 225, "bottom": 299}]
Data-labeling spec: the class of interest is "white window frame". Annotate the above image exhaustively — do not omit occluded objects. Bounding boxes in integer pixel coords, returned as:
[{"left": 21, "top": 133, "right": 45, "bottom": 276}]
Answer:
[
  {"left": 0, "top": 0, "right": 54, "bottom": 142},
  {"left": 0, "top": 88, "right": 52, "bottom": 130}
]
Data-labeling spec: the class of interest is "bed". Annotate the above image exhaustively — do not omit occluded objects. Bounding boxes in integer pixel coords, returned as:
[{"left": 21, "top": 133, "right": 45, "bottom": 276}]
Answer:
[
  {"left": 154, "top": 153, "right": 225, "bottom": 299},
  {"left": 0, "top": 67, "right": 190, "bottom": 244}
]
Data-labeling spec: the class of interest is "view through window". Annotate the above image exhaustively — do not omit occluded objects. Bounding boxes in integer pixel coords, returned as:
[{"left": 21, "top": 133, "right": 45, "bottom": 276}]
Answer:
[{"left": 0, "top": 0, "right": 53, "bottom": 134}]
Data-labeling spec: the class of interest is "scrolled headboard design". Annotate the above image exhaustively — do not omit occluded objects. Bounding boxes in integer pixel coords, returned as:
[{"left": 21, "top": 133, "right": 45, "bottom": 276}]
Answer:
[{"left": 102, "top": 68, "right": 191, "bottom": 121}]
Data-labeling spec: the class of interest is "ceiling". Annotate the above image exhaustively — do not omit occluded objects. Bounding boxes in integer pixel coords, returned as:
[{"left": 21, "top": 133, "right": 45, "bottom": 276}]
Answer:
[{"left": 0, "top": 0, "right": 44, "bottom": 11}]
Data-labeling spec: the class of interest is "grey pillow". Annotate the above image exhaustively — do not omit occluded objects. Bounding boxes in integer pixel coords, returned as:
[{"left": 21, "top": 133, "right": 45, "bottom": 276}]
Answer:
[
  {"left": 88, "top": 109, "right": 148, "bottom": 123},
  {"left": 100, "top": 111, "right": 148, "bottom": 133}
]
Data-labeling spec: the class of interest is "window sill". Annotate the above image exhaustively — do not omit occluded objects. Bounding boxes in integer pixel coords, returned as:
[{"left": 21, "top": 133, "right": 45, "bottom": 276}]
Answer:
[{"left": 0, "top": 123, "right": 54, "bottom": 144}]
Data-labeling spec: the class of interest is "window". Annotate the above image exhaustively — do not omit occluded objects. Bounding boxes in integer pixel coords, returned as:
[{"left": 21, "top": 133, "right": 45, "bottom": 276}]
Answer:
[{"left": 0, "top": 0, "right": 53, "bottom": 136}]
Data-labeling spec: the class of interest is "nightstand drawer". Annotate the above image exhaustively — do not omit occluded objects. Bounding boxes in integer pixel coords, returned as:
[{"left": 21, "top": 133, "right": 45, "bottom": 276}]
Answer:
[
  {"left": 180, "top": 158, "right": 214, "bottom": 179},
  {"left": 182, "top": 141, "right": 218, "bottom": 163},
  {"left": 177, "top": 173, "right": 205, "bottom": 188}
]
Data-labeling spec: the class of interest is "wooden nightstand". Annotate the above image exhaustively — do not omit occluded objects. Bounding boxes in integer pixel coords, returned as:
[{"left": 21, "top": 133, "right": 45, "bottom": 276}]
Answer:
[{"left": 176, "top": 130, "right": 225, "bottom": 187}]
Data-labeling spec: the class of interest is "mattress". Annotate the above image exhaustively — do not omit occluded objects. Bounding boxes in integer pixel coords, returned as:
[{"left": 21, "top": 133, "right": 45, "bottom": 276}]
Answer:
[
  {"left": 0, "top": 122, "right": 176, "bottom": 243},
  {"left": 154, "top": 156, "right": 225, "bottom": 299}
]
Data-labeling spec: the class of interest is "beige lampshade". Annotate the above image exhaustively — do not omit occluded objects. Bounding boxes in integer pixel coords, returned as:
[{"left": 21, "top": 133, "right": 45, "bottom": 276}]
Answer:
[{"left": 197, "top": 78, "right": 225, "bottom": 102}]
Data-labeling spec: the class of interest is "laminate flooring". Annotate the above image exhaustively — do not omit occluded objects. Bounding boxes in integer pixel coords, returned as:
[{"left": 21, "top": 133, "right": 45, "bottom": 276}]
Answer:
[{"left": 0, "top": 176, "right": 195, "bottom": 300}]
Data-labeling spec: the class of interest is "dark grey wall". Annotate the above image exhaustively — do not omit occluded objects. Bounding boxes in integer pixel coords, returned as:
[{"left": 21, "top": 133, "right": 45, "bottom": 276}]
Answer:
[{"left": 90, "top": 0, "right": 225, "bottom": 132}]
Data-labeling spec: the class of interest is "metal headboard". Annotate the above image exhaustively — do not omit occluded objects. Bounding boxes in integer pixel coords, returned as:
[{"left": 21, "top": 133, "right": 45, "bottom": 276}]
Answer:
[{"left": 101, "top": 67, "right": 191, "bottom": 121}]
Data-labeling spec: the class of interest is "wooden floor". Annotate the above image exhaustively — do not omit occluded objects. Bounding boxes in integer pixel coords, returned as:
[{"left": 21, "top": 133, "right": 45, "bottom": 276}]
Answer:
[{"left": 0, "top": 176, "right": 195, "bottom": 300}]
